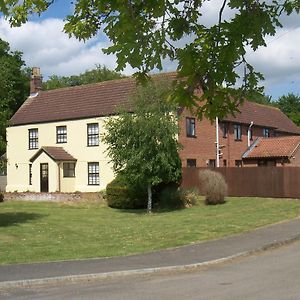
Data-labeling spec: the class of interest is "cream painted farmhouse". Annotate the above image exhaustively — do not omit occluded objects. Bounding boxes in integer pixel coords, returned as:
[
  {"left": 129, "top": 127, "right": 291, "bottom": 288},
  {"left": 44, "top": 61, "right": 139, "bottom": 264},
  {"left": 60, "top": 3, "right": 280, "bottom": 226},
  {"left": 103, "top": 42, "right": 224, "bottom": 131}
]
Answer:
[{"left": 6, "top": 68, "right": 300, "bottom": 193}]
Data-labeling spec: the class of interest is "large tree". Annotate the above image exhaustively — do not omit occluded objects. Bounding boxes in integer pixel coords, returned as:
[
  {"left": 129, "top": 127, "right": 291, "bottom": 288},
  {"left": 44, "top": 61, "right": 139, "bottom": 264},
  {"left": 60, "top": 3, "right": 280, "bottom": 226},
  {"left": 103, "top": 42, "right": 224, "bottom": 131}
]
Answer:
[
  {"left": 43, "top": 65, "right": 124, "bottom": 90},
  {"left": 276, "top": 93, "right": 300, "bottom": 126},
  {"left": 102, "top": 81, "right": 182, "bottom": 213},
  {"left": 1, "top": 1, "right": 299, "bottom": 120},
  {"left": 0, "top": 38, "right": 29, "bottom": 154}
]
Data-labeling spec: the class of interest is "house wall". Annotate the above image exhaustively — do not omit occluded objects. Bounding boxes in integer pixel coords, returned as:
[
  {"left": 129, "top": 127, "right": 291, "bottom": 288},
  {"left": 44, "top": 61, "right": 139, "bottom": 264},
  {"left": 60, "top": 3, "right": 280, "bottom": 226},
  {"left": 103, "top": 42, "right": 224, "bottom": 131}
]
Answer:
[
  {"left": 178, "top": 108, "right": 277, "bottom": 167},
  {"left": 6, "top": 116, "right": 114, "bottom": 192}
]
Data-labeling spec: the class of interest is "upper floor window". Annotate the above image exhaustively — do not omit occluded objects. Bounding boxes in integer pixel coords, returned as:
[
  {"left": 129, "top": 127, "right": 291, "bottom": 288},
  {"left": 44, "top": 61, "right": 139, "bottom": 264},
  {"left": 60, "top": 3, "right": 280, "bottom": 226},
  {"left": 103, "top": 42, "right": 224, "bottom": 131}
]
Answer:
[
  {"left": 234, "top": 124, "right": 242, "bottom": 141},
  {"left": 88, "top": 162, "right": 99, "bottom": 185},
  {"left": 221, "top": 122, "right": 228, "bottom": 138},
  {"left": 186, "top": 117, "right": 196, "bottom": 137},
  {"left": 87, "top": 123, "right": 99, "bottom": 146},
  {"left": 29, "top": 128, "right": 38, "bottom": 149},
  {"left": 63, "top": 162, "right": 75, "bottom": 177},
  {"left": 263, "top": 128, "right": 270, "bottom": 138},
  {"left": 57, "top": 126, "right": 67, "bottom": 143},
  {"left": 187, "top": 158, "right": 197, "bottom": 168}
]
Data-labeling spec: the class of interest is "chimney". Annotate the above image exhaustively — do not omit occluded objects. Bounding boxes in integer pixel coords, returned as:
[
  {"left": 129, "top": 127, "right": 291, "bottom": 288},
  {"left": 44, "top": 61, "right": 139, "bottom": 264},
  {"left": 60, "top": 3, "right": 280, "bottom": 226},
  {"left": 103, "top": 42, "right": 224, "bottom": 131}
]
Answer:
[{"left": 30, "top": 67, "right": 43, "bottom": 94}]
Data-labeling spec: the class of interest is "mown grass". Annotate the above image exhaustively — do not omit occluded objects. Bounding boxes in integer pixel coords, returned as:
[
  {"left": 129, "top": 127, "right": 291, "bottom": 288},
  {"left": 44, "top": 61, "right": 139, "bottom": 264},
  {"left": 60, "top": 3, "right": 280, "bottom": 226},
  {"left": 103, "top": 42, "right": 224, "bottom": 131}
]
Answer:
[{"left": 1, "top": 197, "right": 300, "bottom": 265}]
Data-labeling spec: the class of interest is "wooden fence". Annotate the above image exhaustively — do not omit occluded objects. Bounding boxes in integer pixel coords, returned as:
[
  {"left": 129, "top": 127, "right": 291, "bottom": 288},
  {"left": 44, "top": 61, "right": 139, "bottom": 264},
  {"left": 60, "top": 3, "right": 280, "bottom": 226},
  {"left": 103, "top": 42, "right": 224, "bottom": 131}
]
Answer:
[{"left": 181, "top": 167, "right": 300, "bottom": 199}]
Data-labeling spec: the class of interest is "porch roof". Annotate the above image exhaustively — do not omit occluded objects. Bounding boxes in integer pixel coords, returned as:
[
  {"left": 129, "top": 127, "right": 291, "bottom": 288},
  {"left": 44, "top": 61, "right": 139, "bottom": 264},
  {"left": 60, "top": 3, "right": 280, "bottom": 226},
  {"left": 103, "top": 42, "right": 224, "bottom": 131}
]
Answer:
[
  {"left": 30, "top": 146, "right": 77, "bottom": 163},
  {"left": 242, "top": 136, "right": 300, "bottom": 159}
]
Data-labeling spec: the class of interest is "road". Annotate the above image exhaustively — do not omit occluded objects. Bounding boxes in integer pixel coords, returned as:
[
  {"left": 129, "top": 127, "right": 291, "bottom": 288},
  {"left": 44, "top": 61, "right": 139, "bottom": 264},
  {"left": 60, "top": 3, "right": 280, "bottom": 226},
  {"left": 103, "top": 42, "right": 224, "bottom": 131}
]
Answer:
[{"left": 1, "top": 240, "right": 300, "bottom": 300}]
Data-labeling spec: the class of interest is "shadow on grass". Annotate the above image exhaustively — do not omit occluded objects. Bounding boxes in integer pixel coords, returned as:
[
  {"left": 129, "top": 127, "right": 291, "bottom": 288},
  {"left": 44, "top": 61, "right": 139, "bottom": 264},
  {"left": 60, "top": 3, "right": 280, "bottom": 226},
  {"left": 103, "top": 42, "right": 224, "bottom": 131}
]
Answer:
[
  {"left": 115, "top": 206, "right": 186, "bottom": 215},
  {"left": 0, "top": 212, "right": 45, "bottom": 227}
]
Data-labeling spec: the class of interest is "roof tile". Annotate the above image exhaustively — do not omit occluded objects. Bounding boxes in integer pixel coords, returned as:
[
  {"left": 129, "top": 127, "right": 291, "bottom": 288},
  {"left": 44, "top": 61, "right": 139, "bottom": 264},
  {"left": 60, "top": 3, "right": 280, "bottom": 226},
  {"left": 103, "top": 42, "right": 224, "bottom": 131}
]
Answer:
[
  {"left": 30, "top": 146, "right": 76, "bottom": 162},
  {"left": 10, "top": 72, "right": 300, "bottom": 136},
  {"left": 243, "top": 136, "right": 300, "bottom": 159}
]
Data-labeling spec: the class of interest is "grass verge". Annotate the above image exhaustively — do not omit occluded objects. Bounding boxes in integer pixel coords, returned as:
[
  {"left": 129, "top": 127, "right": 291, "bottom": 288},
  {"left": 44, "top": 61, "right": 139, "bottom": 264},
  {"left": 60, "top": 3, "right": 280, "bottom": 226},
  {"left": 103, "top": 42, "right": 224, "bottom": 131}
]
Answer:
[{"left": 1, "top": 197, "right": 300, "bottom": 265}]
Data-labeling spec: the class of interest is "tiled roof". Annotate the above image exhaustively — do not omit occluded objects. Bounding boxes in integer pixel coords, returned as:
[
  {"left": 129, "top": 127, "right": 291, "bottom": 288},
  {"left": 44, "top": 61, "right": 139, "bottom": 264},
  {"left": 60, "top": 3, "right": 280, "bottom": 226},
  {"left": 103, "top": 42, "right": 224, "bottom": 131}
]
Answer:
[
  {"left": 243, "top": 136, "right": 300, "bottom": 159},
  {"left": 224, "top": 101, "right": 300, "bottom": 135},
  {"left": 10, "top": 72, "right": 300, "bottom": 135},
  {"left": 30, "top": 146, "right": 76, "bottom": 162},
  {"left": 10, "top": 73, "right": 177, "bottom": 126}
]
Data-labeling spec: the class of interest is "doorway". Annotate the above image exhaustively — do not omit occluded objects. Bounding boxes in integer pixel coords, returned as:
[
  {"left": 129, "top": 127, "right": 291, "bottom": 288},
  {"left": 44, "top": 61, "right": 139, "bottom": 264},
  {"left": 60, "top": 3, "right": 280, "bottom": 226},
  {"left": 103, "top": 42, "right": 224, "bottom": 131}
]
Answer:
[{"left": 40, "top": 163, "right": 49, "bottom": 192}]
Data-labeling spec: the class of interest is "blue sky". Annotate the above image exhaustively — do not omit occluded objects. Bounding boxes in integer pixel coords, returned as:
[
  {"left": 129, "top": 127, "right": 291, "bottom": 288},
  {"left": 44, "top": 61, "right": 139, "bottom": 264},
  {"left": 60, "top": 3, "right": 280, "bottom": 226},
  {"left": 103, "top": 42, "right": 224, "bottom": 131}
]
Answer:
[{"left": 0, "top": 0, "right": 299, "bottom": 100}]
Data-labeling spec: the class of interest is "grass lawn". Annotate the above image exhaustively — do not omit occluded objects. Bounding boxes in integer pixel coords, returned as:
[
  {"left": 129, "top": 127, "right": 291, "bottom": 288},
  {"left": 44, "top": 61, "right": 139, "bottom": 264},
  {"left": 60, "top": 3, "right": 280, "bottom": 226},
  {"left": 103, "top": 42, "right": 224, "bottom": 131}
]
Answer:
[{"left": 1, "top": 197, "right": 300, "bottom": 265}]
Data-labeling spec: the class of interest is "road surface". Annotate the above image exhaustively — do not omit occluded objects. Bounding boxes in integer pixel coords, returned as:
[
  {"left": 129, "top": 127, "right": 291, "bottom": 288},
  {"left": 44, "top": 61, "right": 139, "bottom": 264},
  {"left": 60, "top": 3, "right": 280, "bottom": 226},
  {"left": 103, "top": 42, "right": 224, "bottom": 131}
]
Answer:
[{"left": 1, "top": 240, "right": 300, "bottom": 300}]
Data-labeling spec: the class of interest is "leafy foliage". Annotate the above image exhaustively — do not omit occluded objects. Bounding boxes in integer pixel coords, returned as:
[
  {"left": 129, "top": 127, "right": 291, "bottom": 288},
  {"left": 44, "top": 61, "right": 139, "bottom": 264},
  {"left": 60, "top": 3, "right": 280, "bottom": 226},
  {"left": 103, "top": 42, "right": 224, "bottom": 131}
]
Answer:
[
  {"left": 102, "top": 80, "right": 182, "bottom": 212},
  {"left": 248, "top": 93, "right": 273, "bottom": 106},
  {"left": 106, "top": 174, "right": 147, "bottom": 209},
  {"left": 276, "top": 93, "right": 300, "bottom": 126},
  {"left": 1, "top": 1, "right": 299, "bottom": 120},
  {"left": 0, "top": 39, "right": 29, "bottom": 154},
  {"left": 43, "top": 65, "right": 124, "bottom": 90}
]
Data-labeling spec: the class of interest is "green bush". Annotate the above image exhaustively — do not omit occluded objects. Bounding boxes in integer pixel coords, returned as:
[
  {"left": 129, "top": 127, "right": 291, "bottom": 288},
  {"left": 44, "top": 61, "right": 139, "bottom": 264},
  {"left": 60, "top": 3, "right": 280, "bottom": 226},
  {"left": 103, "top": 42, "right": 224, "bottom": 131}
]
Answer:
[
  {"left": 0, "top": 192, "right": 4, "bottom": 202},
  {"left": 157, "top": 186, "right": 184, "bottom": 209},
  {"left": 199, "top": 170, "right": 227, "bottom": 205},
  {"left": 106, "top": 175, "right": 147, "bottom": 209}
]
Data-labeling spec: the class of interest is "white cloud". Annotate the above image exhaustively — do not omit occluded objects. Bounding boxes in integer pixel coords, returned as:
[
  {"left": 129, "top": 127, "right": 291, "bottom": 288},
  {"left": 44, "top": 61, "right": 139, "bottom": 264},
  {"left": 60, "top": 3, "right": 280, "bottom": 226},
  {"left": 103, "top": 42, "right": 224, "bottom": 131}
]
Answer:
[
  {"left": 0, "top": 17, "right": 134, "bottom": 78},
  {"left": 0, "top": 5, "right": 299, "bottom": 99},
  {"left": 246, "top": 27, "right": 300, "bottom": 97}
]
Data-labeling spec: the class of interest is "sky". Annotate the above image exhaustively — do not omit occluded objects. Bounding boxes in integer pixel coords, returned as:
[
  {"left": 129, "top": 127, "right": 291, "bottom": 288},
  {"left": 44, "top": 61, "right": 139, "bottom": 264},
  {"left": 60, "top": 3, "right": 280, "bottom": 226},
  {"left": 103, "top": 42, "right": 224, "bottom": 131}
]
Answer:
[{"left": 0, "top": 1, "right": 299, "bottom": 100}]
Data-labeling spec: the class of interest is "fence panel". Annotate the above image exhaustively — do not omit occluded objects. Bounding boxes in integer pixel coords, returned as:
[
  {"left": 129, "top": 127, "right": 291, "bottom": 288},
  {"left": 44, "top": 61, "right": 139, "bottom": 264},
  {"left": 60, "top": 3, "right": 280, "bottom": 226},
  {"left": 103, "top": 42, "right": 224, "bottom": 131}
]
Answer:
[{"left": 182, "top": 167, "right": 300, "bottom": 199}]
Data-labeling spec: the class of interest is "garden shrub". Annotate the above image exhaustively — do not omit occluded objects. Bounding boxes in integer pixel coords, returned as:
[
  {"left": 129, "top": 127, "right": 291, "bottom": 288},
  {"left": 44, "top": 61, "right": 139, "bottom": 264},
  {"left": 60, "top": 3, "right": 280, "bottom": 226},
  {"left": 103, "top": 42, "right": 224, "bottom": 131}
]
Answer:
[
  {"left": 157, "top": 186, "right": 185, "bottom": 209},
  {"left": 0, "top": 192, "right": 3, "bottom": 202},
  {"left": 181, "top": 188, "right": 201, "bottom": 207},
  {"left": 198, "top": 169, "right": 227, "bottom": 205},
  {"left": 106, "top": 175, "right": 147, "bottom": 209}
]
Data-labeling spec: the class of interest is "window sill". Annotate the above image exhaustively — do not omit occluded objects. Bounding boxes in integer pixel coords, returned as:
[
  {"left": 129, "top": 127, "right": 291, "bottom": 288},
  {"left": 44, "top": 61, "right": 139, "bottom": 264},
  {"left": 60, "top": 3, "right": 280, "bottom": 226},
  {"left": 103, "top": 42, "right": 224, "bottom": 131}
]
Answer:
[{"left": 186, "top": 135, "right": 197, "bottom": 138}]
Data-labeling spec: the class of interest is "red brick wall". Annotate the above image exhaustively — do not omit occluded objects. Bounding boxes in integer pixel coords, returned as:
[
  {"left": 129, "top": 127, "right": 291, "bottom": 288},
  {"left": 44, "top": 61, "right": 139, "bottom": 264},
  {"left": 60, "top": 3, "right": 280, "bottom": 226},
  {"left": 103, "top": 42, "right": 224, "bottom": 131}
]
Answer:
[{"left": 178, "top": 109, "right": 279, "bottom": 167}]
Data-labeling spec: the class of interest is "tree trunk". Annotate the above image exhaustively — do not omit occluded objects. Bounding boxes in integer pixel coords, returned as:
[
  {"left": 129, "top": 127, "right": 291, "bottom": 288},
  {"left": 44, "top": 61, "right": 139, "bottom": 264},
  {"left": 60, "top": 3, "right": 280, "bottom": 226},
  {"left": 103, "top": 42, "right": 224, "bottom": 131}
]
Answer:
[{"left": 147, "top": 183, "right": 152, "bottom": 213}]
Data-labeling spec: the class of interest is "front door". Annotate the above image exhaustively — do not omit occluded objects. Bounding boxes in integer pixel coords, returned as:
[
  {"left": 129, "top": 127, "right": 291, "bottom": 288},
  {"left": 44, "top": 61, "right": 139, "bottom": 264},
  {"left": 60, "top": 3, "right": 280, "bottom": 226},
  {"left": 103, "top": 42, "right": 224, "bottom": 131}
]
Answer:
[{"left": 40, "top": 163, "right": 49, "bottom": 192}]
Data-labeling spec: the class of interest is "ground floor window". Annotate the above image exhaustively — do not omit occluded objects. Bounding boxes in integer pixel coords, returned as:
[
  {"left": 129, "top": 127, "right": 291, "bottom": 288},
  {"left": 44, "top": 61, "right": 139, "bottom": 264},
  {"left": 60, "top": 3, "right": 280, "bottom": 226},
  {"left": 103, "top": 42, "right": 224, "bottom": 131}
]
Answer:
[
  {"left": 235, "top": 160, "right": 243, "bottom": 167},
  {"left": 208, "top": 159, "right": 216, "bottom": 168},
  {"left": 187, "top": 159, "right": 197, "bottom": 167},
  {"left": 88, "top": 162, "right": 99, "bottom": 185},
  {"left": 63, "top": 162, "right": 75, "bottom": 177}
]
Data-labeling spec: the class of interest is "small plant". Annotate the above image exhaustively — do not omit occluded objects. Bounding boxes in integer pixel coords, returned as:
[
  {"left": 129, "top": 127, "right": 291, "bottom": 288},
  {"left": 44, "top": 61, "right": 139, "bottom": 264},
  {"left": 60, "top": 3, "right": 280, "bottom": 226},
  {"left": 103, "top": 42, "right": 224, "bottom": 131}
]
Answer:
[
  {"left": 199, "top": 170, "right": 227, "bottom": 205},
  {"left": 0, "top": 192, "right": 4, "bottom": 202},
  {"left": 181, "top": 188, "right": 201, "bottom": 207},
  {"left": 99, "top": 189, "right": 106, "bottom": 201}
]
